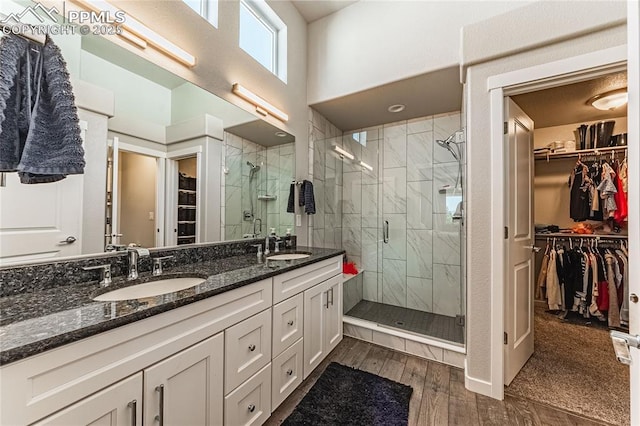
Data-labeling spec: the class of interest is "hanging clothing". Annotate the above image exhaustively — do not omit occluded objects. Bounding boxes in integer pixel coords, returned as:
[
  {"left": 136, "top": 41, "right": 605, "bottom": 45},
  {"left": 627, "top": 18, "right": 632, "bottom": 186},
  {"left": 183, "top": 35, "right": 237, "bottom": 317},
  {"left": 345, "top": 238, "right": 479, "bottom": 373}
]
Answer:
[
  {"left": 569, "top": 164, "right": 591, "bottom": 221},
  {"left": 546, "top": 249, "right": 562, "bottom": 310},
  {"left": 613, "top": 171, "right": 628, "bottom": 223},
  {"left": 597, "top": 163, "right": 617, "bottom": 218},
  {"left": 0, "top": 34, "right": 85, "bottom": 183},
  {"left": 604, "top": 252, "right": 621, "bottom": 328},
  {"left": 536, "top": 249, "right": 550, "bottom": 300}
]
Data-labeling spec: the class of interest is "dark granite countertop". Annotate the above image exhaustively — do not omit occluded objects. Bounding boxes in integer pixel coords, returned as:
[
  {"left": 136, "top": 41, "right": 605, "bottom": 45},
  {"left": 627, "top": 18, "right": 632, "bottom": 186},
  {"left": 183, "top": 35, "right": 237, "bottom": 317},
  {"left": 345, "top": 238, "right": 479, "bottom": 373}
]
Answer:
[{"left": 0, "top": 247, "right": 344, "bottom": 365}]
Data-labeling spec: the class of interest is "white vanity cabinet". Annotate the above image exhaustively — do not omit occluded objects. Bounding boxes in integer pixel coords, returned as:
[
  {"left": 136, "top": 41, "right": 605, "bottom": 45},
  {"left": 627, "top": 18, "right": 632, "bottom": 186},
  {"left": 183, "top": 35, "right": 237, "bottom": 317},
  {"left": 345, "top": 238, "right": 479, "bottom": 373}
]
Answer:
[
  {"left": 1, "top": 255, "right": 344, "bottom": 426},
  {"left": 303, "top": 274, "right": 342, "bottom": 379},
  {"left": 144, "top": 333, "right": 224, "bottom": 426},
  {"left": 32, "top": 373, "right": 143, "bottom": 426}
]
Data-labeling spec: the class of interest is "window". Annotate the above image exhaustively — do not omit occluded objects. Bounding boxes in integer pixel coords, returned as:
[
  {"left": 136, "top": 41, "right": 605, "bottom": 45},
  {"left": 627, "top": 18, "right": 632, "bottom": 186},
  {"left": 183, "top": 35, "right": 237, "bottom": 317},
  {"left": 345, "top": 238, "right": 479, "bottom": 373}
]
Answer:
[
  {"left": 239, "top": 0, "right": 287, "bottom": 82},
  {"left": 183, "top": 0, "right": 218, "bottom": 28}
]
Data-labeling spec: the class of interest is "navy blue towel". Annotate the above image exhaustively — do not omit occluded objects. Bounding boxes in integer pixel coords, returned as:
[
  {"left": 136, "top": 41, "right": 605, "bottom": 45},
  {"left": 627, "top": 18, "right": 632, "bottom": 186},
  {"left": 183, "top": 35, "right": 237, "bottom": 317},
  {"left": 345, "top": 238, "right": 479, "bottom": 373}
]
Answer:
[
  {"left": 287, "top": 183, "right": 295, "bottom": 213},
  {"left": 299, "top": 180, "right": 316, "bottom": 215}
]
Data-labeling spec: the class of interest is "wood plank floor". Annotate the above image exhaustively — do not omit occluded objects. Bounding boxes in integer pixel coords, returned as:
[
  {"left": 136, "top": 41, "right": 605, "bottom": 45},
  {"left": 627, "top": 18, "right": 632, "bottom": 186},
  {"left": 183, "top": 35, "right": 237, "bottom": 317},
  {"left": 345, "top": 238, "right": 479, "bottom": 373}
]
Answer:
[{"left": 265, "top": 337, "right": 611, "bottom": 426}]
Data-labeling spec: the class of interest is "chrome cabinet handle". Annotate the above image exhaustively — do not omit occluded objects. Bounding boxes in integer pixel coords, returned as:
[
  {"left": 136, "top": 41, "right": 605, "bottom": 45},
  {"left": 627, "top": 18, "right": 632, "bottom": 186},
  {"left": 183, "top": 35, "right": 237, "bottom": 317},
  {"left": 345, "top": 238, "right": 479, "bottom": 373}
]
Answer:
[
  {"left": 248, "top": 344, "right": 256, "bottom": 351},
  {"left": 383, "top": 221, "right": 389, "bottom": 243},
  {"left": 329, "top": 288, "right": 334, "bottom": 306},
  {"left": 287, "top": 320, "right": 294, "bottom": 326},
  {"left": 248, "top": 404, "right": 256, "bottom": 413},
  {"left": 155, "top": 385, "right": 164, "bottom": 426},
  {"left": 325, "top": 291, "right": 330, "bottom": 309},
  {"left": 286, "top": 369, "right": 293, "bottom": 376},
  {"left": 59, "top": 236, "right": 76, "bottom": 244},
  {"left": 128, "top": 400, "right": 137, "bottom": 426}
]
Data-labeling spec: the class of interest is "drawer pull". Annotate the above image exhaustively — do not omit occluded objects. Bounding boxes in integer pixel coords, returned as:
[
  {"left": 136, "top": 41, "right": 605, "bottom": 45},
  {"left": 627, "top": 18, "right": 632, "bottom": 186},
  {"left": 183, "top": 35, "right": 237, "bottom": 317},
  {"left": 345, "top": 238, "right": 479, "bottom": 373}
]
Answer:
[
  {"left": 248, "top": 404, "right": 256, "bottom": 413},
  {"left": 155, "top": 385, "right": 164, "bottom": 426},
  {"left": 248, "top": 344, "right": 256, "bottom": 351},
  {"left": 128, "top": 399, "right": 137, "bottom": 426},
  {"left": 287, "top": 320, "right": 294, "bottom": 326},
  {"left": 286, "top": 369, "right": 293, "bottom": 376}
]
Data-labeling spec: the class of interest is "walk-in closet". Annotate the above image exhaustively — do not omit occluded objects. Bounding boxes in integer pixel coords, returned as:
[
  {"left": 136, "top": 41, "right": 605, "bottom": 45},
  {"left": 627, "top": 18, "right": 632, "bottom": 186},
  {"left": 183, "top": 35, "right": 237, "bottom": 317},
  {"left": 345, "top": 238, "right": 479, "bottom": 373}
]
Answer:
[{"left": 506, "top": 72, "right": 630, "bottom": 425}]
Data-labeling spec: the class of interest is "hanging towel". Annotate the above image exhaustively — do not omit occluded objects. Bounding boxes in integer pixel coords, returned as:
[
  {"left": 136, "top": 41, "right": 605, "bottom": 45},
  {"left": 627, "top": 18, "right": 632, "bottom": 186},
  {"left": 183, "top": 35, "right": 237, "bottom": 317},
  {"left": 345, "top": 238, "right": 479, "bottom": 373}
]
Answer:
[
  {"left": 0, "top": 34, "right": 85, "bottom": 184},
  {"left": 286, "top": 183, "right": 295, "bottom": 213},
  {"left": 299, "top": 179, "right": 316, "bottom": 215}
]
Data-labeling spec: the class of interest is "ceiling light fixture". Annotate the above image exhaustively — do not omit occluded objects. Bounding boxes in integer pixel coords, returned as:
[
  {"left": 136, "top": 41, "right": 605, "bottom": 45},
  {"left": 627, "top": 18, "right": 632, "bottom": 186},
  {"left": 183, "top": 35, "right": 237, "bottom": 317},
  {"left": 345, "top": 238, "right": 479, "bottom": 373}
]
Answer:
[
  {"left": 71, "top": 0, "right": 196, "bottom": 67},
  {"left": 275, "top": 131, "right": 288, "bottom": 137},
  {"left": 333, "top": 145, "right": 355, "bottom": 160},
  {"left": 387, "top": 104, "right": 406, "bottom": 113},
  {"left": 359, "top": 161, "right": 373, "bottom": 171},
  {"left": 232, "top": 83, "right": 289, "bottom": 122},
  {"left": 587, "top": 88, "right": 628, "bottom": 111}
]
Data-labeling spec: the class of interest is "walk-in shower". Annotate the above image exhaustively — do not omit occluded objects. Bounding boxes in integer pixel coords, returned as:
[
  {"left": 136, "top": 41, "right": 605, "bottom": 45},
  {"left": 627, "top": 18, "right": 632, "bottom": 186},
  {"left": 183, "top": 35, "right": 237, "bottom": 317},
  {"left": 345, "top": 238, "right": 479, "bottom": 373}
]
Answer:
[
  {"left": 312, "top": 112, "right": 466, "bottom": 347},
  {"left": 245, "top": 161, "right": 260, "bottom": 221}
]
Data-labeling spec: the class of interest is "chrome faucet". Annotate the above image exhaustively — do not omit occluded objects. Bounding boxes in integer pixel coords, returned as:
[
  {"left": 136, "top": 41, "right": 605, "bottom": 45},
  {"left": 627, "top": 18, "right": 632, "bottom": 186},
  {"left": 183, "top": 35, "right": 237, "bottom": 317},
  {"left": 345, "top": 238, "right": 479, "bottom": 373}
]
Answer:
[
  {"left": 264, "top": 235, "right": 271, "bottom": 256},
  {"left": 127, "top": 247, "right": 150, "bottom": 280}
]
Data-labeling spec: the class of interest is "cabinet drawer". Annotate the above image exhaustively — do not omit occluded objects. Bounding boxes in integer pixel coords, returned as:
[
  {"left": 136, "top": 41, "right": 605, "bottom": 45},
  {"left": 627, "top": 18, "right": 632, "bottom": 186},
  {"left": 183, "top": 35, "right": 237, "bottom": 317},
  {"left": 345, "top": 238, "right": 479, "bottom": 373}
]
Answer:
[
  {"left": 224, "top": 363, "right": 271, "bottom": 426},
  {"left": 273, "top": 256, "right": 342, "bottom": 304},
  {"left": 225, "top": 309, "right": 272, "bottom": 394},
  {"left": 272, "top": 293, "right": 303, "bottom": 357},
  {"left": 271, "top": 338, "right": 303, "bottom": 412}
]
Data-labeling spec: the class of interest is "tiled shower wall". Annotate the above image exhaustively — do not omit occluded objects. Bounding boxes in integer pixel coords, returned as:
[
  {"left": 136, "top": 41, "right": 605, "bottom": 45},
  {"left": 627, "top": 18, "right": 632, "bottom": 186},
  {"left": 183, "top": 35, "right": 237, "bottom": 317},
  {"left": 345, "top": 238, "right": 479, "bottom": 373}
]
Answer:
[
  {"left": 308, "top": 108, "right": 344, "bottom": 248},
  {"left": 221, "top": 132, "right": 294, "bottom": 240},
  {"left": 343, "top": 112, "right": 464, "bottom": 318}
]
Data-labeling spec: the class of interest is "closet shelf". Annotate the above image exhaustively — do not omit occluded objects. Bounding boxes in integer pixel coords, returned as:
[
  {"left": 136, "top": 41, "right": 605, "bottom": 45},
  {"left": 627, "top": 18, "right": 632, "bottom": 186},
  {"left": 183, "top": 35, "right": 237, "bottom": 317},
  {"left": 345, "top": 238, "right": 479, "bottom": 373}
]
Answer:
[
  {"left": 535, "top": 232, "right": 628, "bottom": 240},
  {"left": 534, "top": 146, "right": 626, "bottom": 161}
]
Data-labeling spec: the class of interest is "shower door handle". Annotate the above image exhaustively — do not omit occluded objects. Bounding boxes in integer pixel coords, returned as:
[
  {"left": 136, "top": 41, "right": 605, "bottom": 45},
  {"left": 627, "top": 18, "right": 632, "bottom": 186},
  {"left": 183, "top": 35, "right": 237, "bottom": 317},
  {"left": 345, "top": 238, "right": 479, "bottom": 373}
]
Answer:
[{"left": 383, "top": 220, "right": 389, "bottom": 243}]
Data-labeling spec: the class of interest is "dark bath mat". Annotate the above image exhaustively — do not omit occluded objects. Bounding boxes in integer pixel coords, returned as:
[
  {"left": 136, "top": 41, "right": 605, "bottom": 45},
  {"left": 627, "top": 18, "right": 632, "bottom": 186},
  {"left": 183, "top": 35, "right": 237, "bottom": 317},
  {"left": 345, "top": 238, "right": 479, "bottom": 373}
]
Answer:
[{"left": 282, "top": 362, "right": 412, "bottom": 426}]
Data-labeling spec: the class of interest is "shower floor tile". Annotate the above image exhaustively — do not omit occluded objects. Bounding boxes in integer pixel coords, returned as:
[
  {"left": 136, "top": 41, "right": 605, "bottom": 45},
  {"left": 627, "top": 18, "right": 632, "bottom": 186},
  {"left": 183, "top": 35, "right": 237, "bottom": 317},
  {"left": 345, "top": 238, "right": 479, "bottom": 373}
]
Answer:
[{"left": 346, "top": 300, "right": 464, "bottom": 344}]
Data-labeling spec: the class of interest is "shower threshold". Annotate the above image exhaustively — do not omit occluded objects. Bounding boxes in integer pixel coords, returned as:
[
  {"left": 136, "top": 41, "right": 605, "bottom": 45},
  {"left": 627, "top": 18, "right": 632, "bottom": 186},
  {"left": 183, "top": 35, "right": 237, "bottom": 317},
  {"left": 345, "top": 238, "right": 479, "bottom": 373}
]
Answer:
[{"left": 345, "top": 300, "right": 464, "bottom": 345}]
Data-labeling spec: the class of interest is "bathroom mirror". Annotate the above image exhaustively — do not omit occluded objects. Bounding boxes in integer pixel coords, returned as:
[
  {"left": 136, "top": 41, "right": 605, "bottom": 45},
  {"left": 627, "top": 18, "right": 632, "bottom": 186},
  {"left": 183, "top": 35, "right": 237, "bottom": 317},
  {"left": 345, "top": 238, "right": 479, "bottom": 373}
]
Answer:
[{"left": 0, "top": 23, "right": 295, "bottom": 265}]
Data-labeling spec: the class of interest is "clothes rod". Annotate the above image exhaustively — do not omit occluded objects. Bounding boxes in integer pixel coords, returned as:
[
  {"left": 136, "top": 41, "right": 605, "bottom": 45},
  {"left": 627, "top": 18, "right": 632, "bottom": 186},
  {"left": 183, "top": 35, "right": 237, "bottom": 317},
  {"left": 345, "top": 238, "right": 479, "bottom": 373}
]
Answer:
[{"left": 535, "top": 232, "right": 628, "bottom": 240}]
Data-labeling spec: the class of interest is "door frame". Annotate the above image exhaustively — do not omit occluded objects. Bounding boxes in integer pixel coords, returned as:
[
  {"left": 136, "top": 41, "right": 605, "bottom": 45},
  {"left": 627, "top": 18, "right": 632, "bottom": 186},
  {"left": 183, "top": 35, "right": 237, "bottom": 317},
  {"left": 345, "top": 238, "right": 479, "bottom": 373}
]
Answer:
[
  {"left": 111, "top": 139, "right": 167, "bottom": 248},
  {"left": 166, "top": 146, "right": 203, "bottom": 246},
  {"left": 485, "top": 45, "right": 628, "bottom": 399}
]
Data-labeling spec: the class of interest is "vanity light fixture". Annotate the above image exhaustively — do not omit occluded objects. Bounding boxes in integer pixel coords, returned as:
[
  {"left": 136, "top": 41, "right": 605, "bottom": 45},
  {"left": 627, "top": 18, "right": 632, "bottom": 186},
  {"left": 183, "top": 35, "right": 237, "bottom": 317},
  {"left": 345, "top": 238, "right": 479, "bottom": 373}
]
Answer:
[
  {"left": 387, "top": 104, "right": 406, "bottom": 113},
  {"left": 359, "top": 161, "right": 373, "bottom": 171},
  {"left": 587, "top": 88, "right": 628, "bottom": 111},
  {"left": 232, "top": 84, "right": 289, "bottom": 122},
  {"left": 71, "top": 0, "right": 196, "bottom": 67},
  {"left": 332, "top": 145, "right": 355, "bottom": 160}
]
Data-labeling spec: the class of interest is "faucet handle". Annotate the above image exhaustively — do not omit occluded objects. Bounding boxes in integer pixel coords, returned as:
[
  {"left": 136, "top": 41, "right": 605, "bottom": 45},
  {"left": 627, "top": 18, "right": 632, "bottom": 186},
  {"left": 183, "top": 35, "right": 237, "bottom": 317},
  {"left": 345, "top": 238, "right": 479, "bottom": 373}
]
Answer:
[
  {"left": 152, "top": 256, "right": 173, "bottom": 276},
  {"left": 83, "top": 264, "right": 112, "bottom": 287}
]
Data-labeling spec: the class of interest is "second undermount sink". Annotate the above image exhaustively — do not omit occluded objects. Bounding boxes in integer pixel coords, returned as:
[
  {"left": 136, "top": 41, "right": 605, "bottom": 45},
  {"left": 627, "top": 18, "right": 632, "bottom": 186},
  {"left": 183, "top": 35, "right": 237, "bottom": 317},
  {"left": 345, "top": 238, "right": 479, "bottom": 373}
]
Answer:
[
  {"left": 93, "top": 276, "right": 206, "bottom": 302},
  {"left": 266, "top": 252, "right": 311, "bottom": 261}
]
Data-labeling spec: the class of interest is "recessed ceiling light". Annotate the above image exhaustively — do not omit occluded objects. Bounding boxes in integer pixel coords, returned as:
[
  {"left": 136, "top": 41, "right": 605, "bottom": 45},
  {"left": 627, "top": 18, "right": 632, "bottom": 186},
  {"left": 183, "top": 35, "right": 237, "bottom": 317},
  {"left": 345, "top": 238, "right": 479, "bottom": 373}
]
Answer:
[
  {"left": 587, "top": 88, "right": 628, "bottom": 110},
  {"left": 387, "top": 104, "right": 406, "bottom": 113},
  {"left": 275, "top": 131, "right": 288, "bottom": 137}
]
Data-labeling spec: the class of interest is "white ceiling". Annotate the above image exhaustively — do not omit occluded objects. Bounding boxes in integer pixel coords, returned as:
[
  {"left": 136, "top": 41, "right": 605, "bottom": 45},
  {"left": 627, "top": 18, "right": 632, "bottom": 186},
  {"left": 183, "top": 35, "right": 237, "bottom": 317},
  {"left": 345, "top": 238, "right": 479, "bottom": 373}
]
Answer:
[{"left": 291, "top": 0, "right": 358, "bottom": 22}]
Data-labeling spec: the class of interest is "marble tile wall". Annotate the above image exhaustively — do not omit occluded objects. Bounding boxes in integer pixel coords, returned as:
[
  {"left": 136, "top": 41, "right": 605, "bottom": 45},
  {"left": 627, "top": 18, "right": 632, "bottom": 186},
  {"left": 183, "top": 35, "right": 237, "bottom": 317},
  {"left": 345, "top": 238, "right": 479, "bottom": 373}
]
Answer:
[
  {"left": 337, "top": 112, "right": 464, "bottom": 318},
  {"left": 308, "top": 108, "right": 343, "bottom": 249},
  {"left": 221, "top": 132, "right": 294, "bottom": 240}
]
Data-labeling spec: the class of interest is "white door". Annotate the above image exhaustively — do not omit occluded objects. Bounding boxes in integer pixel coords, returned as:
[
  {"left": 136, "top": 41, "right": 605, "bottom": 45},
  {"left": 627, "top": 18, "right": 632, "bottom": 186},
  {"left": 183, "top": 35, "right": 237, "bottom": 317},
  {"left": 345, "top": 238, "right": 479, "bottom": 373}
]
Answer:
[
  {"left": 32, "top": 373, "right": 142, "bottom": 426},
  {"left": 0, "top": 123, "right": 87, "bottom": 264},
  {"left": 325, "top": 275, "right": 343, "bottom": 352},
  {"left": 303, "top": 281, "right": 327, "bottom": 379},
  {"left": 504, "top": 98, "right": 535, "bottom": 385},
  {"left": 144, "top": 333, "right": 224, "bottom": 426}
]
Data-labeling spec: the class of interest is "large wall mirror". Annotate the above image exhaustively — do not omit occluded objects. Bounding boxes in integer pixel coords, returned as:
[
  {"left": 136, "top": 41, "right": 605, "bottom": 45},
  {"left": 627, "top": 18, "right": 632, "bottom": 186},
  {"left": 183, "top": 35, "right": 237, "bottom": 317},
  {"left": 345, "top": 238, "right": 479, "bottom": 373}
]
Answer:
[{"left": 0, "top": 8, "right": 295, "bottom": 265}]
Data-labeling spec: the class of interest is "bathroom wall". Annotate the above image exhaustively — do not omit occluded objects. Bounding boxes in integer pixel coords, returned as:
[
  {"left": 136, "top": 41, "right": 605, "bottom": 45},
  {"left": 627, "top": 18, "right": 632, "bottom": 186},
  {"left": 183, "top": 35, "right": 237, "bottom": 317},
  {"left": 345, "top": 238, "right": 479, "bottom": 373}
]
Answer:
[
  {"left": 221, "top": 133, "right": 294, "bottom": 240},
  {"left": 308, "top": 109, "right": 344, "bottom": 248},
  {"left": 337, "top": 112, "right": 464, "bottom": 317}
]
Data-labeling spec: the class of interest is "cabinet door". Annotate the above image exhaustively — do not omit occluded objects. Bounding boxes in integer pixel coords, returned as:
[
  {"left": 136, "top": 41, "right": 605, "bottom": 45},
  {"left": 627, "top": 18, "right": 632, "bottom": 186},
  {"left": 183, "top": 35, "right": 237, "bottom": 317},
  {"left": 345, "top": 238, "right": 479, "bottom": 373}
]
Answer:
[
  {"left": 225, "top": 309, "right": 272, "bottom": 394},
  {"left": 325, "top": 274, "right": 343, "bottom": 353},
  {"left": 144, "top": 333, "right": 224, "bottom": 426},
  {"left": 303, "top": 281, "right": 327, "bottom": 379},
  {"left": 272, "top": 293, "right": 303, "bottom": 358},
  {"left": 33, "top": 373, "right": 142, "bottom": 426}
]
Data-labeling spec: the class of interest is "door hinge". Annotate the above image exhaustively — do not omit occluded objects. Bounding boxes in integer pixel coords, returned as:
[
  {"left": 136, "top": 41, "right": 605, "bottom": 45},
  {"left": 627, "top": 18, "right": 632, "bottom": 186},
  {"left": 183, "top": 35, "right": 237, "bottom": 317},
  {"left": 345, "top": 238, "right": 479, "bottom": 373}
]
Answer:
[
  {"left": 504, "top": 121, "right": 508, "bottom": 135},
  {"left": 504, "top": 226, "right": 509, "bottom": 239},
  {"left": 504, "top": 332, "right": 508, "bottom": 345}
]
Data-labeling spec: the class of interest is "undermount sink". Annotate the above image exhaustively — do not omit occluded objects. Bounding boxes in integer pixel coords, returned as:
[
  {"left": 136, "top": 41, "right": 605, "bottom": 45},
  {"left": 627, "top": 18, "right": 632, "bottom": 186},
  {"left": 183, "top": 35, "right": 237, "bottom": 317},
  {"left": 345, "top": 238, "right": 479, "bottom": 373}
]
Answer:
[
  {"left": 266, "top": 252, "right": 311, "bottom": 261},
  {"left": 93, "top": 277, "right": 206, "bottom": 302}
]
